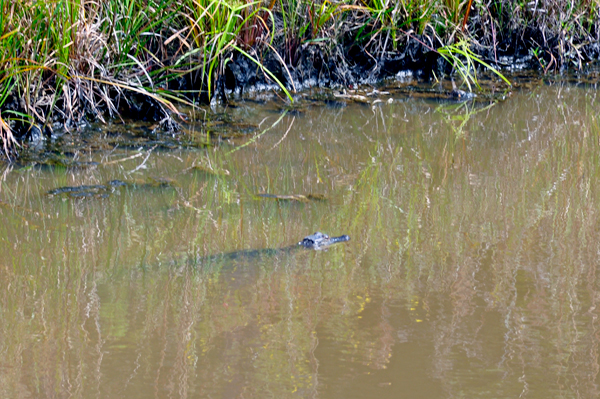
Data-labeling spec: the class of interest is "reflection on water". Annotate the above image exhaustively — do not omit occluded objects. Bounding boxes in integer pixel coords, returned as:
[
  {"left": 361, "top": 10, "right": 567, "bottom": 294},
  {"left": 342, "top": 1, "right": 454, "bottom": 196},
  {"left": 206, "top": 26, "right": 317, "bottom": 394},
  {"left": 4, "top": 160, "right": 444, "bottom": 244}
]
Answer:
[{"left": 1, "top": 81, "right": 600, "bottom": 398}]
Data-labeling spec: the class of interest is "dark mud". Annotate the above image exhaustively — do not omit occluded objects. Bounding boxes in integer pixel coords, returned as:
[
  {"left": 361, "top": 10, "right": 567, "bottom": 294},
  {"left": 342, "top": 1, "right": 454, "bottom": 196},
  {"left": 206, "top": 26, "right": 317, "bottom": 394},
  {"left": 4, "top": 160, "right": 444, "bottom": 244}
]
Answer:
[
  {"left": 9, "top": 110, "right": 263, "bottom": 167},
  {"left": 9, "top": 63, "right": 599, "bottom": 167},
  {"left": 215, "top": 26, "right": 599, "bottom": 102}
]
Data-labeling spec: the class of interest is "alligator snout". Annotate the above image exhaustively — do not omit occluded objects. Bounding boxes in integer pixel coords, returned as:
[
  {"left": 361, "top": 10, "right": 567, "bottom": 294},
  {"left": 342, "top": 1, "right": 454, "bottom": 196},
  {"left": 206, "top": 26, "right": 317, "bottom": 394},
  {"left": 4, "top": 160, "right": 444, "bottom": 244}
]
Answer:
[{"left": 299, "top": 232, "right": 350, "bottom": 250}]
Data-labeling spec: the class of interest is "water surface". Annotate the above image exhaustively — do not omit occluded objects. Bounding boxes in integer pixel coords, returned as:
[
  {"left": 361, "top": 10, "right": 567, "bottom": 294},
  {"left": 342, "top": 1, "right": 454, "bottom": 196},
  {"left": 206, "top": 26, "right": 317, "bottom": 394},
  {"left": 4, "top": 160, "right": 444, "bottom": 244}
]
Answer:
[{"left": 2, "top": 80, "right": 600, "bottom": 398}]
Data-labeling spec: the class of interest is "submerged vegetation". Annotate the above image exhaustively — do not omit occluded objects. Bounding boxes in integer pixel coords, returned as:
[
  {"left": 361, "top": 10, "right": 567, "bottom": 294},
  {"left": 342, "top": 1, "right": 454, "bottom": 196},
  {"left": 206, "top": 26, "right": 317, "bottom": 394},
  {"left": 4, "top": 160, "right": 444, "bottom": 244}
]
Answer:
[{"left": 1, "top": 0, "right": 599, "bottom": 157}]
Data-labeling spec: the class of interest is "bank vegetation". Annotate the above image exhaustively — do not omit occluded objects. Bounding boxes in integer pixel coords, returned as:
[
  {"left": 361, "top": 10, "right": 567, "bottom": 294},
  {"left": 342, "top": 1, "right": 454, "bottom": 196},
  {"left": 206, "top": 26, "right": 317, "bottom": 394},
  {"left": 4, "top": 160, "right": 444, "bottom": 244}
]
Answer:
[{"left": 1, "top": 0, "right": 598, "bottom": 157}]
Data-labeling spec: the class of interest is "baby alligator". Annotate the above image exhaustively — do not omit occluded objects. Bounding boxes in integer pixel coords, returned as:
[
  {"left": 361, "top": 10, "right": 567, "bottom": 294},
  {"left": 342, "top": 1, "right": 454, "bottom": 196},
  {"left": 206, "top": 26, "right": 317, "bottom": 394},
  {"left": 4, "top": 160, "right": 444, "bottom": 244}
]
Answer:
[
  {"left": 298, "top": 232, "right": 350, "bottom": 250},
  {"left": 195, "top": 232, "right": 350, "bottom": 267}
]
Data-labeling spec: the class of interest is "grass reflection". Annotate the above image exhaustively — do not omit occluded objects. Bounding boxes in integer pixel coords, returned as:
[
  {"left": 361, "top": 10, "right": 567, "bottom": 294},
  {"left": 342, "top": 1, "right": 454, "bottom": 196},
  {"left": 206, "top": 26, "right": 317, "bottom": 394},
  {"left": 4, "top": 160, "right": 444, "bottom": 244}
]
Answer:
[{"left": 1, "top": 84, "right": 600, "bottom": 397}]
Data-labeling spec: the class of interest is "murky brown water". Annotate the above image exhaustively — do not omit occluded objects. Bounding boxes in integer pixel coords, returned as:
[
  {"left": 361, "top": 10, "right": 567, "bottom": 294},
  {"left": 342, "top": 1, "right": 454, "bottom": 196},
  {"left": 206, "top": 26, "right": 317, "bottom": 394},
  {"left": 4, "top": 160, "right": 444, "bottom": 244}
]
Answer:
[{"left": 2, "top": 79, "right": 600, "bottom": 398}]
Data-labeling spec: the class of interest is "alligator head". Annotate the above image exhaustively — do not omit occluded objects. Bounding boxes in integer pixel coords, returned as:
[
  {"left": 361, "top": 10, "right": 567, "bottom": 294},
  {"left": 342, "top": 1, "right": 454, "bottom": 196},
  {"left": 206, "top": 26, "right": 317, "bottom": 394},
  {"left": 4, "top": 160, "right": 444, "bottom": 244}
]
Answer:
[{"left": 298, "top": 232, "right": 350, "bottom": 250}]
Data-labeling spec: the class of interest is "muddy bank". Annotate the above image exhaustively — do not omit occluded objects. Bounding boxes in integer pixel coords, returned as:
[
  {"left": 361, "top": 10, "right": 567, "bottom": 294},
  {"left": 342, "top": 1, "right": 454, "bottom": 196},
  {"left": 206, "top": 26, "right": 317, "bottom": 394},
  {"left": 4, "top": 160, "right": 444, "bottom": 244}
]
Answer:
[
  {"left": 9, "top": 65, "right": 600, "bottom": 167},
  {"left": 219, "top": 27, "right": 599, "bottom": 100},
  {"left": 2, "top": 0, "right": 599, "bottom": 160}
]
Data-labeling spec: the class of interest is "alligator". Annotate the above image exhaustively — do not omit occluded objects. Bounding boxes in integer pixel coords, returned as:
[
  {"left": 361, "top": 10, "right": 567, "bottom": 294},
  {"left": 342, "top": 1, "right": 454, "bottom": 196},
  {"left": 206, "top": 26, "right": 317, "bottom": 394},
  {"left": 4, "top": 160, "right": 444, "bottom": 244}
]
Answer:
[
  {"left": 193, "top": 232, "right": 350, "bottom": 268},
  {"left": 46, "top": 179, "right": 176, "bottom": 198},
  {"left": 297, "top": 232, "right": 350, "bottom": 250}
]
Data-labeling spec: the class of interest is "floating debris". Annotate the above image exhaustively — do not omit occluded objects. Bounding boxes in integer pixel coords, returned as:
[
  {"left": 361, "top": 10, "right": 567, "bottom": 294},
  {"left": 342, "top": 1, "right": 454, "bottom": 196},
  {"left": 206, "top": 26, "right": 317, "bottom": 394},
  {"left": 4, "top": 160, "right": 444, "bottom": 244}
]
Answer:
[
  {"left": 257, "top": 193, "right": 328, "bottom": 202},
  {"left": 333, "top": 92, "right": 370, "bottom": 104}
]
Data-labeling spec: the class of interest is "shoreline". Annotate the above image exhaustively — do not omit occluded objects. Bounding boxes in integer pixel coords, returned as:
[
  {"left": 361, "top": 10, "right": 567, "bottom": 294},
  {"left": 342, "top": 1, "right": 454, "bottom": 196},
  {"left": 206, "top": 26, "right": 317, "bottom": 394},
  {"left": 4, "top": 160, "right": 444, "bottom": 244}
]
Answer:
[{"left": 1, "top": 0, "right": 599, "bottom": 159}]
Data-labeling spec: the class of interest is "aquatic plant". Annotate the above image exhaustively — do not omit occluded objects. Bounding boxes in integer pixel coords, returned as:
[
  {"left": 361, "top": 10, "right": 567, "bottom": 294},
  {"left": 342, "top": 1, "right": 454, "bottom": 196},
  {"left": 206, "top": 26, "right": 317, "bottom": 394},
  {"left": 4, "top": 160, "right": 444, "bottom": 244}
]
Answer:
[{"left": 437, "top": 39, "right": 511, "bottom": 90}]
